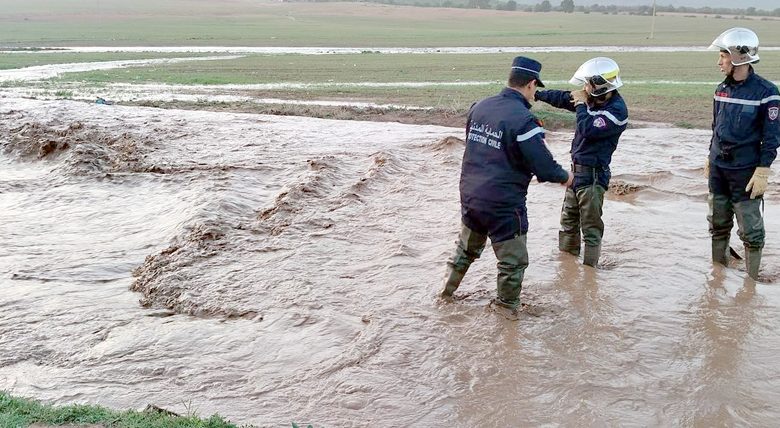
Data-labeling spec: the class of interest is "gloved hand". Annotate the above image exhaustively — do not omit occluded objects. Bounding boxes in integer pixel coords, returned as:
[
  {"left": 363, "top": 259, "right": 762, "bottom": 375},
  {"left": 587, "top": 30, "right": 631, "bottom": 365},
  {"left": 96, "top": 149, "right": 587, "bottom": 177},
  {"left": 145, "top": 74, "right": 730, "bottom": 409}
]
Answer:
[
  {"left": 745, "top": 166, "right": 770, "bottom": 199},
  {"left": 570, "top": 89, "right": 588, "bottom": 106},
  {"left": 704, "top": 158, "right": 710, "bottom": 177}
]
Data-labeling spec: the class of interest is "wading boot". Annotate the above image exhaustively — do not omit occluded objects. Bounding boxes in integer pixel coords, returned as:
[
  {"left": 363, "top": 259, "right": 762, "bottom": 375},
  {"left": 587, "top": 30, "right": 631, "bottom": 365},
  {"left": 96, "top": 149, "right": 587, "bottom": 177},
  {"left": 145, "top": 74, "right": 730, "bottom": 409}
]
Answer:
[
  {"left": 558, "top": 231, "right": 581, "bottom": 256},
  {"left": 744, "top": 246, "right": 762, "bottom": 280},
  {"left": 711, "top": 238, "right": 730, "bottom": 266},
  {"left": 440, "top": 266, "right": 467, "bottom": 300},
  {"left": 489, "top": 298, "right": 520, "bottom": 321},
  {"left": 440, "top": 224, "right": 487, "bottom": 300},
  {"left": 492, "top": 234, "right": 528, "bottom": 307},
  {"left": 583, "top": 244, "right": 601, "bottom": 267}
]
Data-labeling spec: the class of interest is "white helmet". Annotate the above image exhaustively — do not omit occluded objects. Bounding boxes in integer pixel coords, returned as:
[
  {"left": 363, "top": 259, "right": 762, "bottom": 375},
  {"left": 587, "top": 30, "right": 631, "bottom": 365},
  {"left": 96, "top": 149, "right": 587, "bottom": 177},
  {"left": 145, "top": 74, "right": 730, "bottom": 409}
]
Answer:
[
  {"left": 569, "top": 57, "right": 623, "bottom": 97},
  {"left": 708, "top": 27, "right": 759, "bottom": 66}
]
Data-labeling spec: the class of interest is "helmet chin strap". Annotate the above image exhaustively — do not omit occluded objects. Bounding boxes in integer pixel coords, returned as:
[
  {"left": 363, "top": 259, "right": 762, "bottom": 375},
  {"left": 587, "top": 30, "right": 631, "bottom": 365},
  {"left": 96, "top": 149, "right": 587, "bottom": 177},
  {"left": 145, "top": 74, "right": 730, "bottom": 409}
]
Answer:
[{"left": 591, "top": 91, "right": 613, "bottom": 106}]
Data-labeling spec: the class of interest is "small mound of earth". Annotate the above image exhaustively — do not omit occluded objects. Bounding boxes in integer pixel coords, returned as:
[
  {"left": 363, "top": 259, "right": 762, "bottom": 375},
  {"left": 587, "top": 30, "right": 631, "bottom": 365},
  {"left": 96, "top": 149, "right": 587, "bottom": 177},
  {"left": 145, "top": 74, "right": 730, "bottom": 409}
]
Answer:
[{"left": 609, "top": 180, "right": 644, "bottom": 196}]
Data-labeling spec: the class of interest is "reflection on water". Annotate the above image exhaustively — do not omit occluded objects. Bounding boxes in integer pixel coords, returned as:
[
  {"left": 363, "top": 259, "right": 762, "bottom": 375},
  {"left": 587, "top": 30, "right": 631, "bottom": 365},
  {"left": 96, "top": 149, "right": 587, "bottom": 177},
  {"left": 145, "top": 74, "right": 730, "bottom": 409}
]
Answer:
[{"left": 1, "top": 98, "right": 780, "bottom": 426}]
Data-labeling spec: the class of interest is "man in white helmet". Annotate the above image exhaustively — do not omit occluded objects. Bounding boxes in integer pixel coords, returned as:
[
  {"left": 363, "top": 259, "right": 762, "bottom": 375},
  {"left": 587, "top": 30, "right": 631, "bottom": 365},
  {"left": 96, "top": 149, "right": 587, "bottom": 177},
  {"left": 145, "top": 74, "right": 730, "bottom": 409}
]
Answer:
[
  {"left": 706, "top": 27, "right": 780, "bottom": 280},
  {"left": 534, "top": 57, "right": 629, "bottom": 267}
]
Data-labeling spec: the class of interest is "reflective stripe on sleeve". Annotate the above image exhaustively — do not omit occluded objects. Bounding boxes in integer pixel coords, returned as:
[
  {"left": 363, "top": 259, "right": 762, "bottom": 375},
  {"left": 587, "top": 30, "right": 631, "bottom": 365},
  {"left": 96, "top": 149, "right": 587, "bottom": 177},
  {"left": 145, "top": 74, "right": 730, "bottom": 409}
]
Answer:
[
  {"left": 586, "top": 107, "right": 629, "bottom": 126},
  {"left": 516, "top": 126, "right": 545, "bottom": 142},
  {"left": 714, "top": 95, "right": 780, "bottom": 105}
]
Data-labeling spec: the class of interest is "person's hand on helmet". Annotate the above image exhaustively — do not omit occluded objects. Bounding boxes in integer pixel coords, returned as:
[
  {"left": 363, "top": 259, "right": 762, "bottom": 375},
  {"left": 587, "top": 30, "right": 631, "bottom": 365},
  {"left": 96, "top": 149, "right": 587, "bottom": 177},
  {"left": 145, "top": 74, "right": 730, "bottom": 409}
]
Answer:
[
  {"left": 746, "top": 167, "right": 770, "bottom": 199},
  {"left": 570, "top": 89, "right": 588, "bottom": 106}
]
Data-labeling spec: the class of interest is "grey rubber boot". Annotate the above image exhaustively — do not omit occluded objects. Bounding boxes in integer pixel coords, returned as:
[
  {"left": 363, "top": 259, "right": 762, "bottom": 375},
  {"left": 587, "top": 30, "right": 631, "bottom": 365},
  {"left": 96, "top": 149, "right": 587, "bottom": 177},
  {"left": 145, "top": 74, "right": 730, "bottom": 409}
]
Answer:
[
  {"left": 583, "top": 244, "right": 601, "bottom": 267},
  {"left": 711, "top": 238, "right": 730, "bottom": 266},
  {"left": 744, "top": 246, "right": 762, "bottom": 280}
]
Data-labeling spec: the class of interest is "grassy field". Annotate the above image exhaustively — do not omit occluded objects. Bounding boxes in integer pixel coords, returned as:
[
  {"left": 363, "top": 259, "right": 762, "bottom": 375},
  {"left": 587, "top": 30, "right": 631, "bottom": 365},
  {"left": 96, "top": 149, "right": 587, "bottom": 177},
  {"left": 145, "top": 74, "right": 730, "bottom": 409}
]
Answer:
[
  {"left": 46, "top": 51, "right": 742, "bottom": 84},
  {"left": 30, "top": 50, "right": 776, "bottom": 128},
  {"left": 0, "top": 1, "right": 779, "bottom": 47},
  {"left": 1, "top": 3, "right": 779, "bottom": 128},
  {"left": 0, "top": 52, "right": 210, "bottom": 70},
  {"left": 0, "top": 391, "right": 240, "bottom": 428}
]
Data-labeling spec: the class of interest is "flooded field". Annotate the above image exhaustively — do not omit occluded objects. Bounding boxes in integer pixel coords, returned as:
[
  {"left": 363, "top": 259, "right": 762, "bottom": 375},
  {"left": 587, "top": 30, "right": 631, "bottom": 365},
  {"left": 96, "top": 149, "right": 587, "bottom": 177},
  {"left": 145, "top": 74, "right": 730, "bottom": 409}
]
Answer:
[
  {"left": 2, "top": 97, "right": 780, "bottom": 426},
  {"left": 2, "top": 46, "right": 759, "bottom": 54}
]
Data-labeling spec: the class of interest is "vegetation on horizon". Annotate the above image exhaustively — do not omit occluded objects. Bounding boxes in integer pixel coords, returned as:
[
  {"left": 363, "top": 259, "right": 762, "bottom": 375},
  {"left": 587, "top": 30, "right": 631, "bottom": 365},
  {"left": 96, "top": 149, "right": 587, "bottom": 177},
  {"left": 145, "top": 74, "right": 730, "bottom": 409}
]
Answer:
[
  {"left": 1, "top": 1, "right": 780, "bottom": 48},
  {"left": 366, "top": 0, "right": 780, "bottom": 17}
]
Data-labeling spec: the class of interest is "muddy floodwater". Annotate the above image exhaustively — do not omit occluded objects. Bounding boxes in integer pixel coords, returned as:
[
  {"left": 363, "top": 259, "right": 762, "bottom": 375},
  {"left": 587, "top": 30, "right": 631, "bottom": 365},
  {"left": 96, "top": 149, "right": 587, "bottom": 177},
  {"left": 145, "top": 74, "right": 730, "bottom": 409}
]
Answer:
[{"left": 2, "top": 98, "right": 780, "bottom": 426}]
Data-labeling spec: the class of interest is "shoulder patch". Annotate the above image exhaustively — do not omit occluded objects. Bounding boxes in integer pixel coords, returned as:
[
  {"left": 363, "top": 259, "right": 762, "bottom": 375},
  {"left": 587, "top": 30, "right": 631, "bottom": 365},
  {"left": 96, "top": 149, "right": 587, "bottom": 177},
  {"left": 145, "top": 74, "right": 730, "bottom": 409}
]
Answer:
[
  {"left": 769, "top": 106, "right": 779, "bottom": 121},
  {"left": 593, "top": 117, "right": 607, "bottom": 128}
]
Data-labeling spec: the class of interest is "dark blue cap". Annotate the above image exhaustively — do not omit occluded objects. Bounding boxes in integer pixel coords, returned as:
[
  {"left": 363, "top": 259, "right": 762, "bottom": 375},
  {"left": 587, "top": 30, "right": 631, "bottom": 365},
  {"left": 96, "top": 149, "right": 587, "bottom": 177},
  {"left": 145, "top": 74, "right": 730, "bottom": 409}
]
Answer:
[{"left": 511, "top": 56, "right": 545, "bottom": 87}]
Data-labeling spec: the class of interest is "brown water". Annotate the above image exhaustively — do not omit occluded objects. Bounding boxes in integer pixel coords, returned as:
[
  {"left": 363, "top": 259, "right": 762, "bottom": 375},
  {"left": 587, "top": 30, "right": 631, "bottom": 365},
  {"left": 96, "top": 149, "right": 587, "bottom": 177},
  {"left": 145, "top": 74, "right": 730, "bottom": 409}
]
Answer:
[{"left": 2, "top": 98, "right": 780, "bottom": 427}]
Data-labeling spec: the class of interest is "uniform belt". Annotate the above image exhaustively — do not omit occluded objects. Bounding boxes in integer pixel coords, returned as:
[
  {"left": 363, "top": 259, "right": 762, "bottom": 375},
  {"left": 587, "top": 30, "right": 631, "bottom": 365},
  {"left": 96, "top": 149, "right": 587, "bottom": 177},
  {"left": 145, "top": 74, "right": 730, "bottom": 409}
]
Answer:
[{"left": 571, "top": 164, "right": 604, "bottom": 173}]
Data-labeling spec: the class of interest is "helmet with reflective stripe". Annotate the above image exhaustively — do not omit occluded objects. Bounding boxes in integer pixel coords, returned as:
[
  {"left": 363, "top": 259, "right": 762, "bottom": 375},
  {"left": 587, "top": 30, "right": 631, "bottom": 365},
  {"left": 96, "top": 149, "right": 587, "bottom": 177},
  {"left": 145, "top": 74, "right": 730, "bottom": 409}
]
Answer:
[
  {"left": 708, "top": 27, "right": 759, "bottom": 66},
  {"left": 569, "top": 57, "right": 623, "bottom": 97}
]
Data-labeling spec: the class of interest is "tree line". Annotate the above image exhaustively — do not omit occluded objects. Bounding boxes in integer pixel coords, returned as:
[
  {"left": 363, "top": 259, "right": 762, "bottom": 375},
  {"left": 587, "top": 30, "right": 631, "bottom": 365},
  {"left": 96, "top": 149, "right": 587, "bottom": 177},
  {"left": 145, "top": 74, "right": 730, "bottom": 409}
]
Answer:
[{"left": 361, "top": 0, "right": 780, "bottom": 17}]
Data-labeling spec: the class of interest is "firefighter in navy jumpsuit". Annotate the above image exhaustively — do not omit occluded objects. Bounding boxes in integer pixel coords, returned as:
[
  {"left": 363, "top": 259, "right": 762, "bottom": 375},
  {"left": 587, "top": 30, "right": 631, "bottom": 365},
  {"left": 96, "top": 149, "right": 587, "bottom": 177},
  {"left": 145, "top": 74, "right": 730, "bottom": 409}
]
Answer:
[
  {"left": 535, "top": 57, "right": 628, "bottom": 267},
  {"left": 440, "top": 57, "right": 572, "bottom": 313},
  {"left": 707, "top": 28, "right": 780, "bottom": 280}
]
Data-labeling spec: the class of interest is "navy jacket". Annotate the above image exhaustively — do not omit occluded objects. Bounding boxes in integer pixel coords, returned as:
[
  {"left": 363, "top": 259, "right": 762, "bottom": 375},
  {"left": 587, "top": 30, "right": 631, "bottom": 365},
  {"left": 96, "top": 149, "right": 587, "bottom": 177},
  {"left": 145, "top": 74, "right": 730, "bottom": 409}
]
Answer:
[
  {"left": 710, "top": 68, "right": 780, "bottom": 169},
  {"left": 535, "top": 90, "right": 628, "bottom": 170},
  {"left": 460, "top": 88, "right": 568, "bottom": 231}
]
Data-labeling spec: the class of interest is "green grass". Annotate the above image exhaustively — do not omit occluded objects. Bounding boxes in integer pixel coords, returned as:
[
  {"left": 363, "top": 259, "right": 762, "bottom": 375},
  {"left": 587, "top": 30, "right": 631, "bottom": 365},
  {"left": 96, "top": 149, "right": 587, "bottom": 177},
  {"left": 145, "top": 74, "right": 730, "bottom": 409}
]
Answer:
[
  {"left": 39, "top": 50, "right": 777, "bottom": 128},
  {"left": 2, "top": 3, "right": 778, "bottom": 129},
  {"left": 0, "top": 1, "right": 779, "bottom": 47},
  {"left": 49, "top": 51, "right": 780, "bottom": 86},
  {"left": 0, "top": 392, "right": 242, "bottom": 428},
  {"left": 0, "top": 52, "right": 210, "bottom": 70}
]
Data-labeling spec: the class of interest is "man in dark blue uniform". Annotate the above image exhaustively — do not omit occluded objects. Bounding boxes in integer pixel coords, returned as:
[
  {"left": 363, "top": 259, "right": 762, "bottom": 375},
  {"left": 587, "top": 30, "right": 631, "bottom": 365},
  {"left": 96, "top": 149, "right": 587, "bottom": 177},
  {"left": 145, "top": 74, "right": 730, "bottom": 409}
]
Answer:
[
  {"left": 535, "top": 57, "right": 628, "bottom": 267},
  {"left": 440, "top": 56, "right": 572, "bottom": 317},
  {"left": 706, "top": 27, "right": 780, "bottom": 280}
]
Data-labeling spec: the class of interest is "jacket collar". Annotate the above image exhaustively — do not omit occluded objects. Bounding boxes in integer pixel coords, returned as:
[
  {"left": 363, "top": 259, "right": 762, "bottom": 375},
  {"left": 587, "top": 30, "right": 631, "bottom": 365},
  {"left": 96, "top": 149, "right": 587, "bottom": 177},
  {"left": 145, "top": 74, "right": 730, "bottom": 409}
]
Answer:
[
  {"left": 724, "top": 66, "right": 755, "bottom": 87},
  {"left": 500, "top": 87, "right": 531, "bottom": 108}
]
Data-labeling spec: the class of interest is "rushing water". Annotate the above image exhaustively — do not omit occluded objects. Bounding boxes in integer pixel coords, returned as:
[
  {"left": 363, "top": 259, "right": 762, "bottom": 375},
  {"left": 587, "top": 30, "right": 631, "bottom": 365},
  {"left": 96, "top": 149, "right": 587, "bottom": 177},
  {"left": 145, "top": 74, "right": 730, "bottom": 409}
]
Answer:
[{"left": 1, "top": 98, "right": 780, "bottom": 426}]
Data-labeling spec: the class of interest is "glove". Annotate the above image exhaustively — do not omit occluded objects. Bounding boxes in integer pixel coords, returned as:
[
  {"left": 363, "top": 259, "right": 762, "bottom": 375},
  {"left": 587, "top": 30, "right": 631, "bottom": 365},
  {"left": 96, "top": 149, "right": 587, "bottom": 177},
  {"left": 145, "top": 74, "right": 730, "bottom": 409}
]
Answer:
[
  {"left": 745, "top": 166, "right": 770, "bottom": 199},
  {"left": 704, "top": 158, "right": 710, "bottom": 177},
  {"left": 570, "top": 89, "right": 588, "bottom": 106}
]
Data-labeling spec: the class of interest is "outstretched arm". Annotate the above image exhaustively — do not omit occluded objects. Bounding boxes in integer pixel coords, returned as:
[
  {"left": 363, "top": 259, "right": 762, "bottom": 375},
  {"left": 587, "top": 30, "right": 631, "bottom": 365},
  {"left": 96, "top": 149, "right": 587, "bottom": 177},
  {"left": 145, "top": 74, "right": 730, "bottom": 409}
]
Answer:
[{"left": 536, "top": 90, "right": 577, "bottom": 112}]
